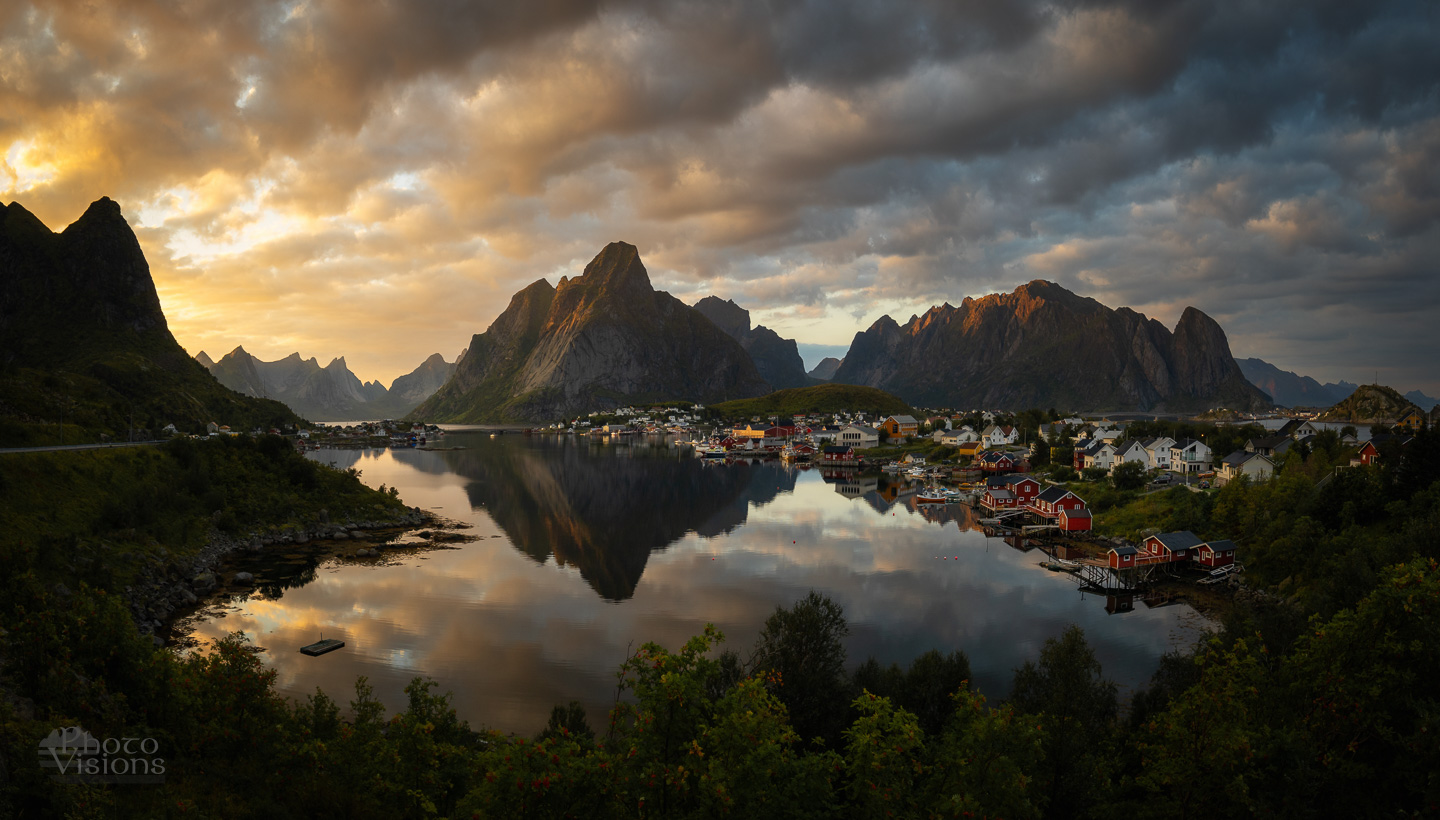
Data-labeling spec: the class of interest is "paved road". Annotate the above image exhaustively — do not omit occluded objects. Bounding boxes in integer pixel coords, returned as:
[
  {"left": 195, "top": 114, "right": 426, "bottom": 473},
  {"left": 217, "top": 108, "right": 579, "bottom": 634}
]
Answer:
[{"left": 0, "top": 440, "right": 165, "bottom": 455}]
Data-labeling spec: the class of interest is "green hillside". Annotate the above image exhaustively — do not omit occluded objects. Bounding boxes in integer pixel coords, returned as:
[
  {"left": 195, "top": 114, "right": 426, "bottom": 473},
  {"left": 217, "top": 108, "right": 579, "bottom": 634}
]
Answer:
[{"left": 708, "top": 383, "right": 914, "bottom": 418}]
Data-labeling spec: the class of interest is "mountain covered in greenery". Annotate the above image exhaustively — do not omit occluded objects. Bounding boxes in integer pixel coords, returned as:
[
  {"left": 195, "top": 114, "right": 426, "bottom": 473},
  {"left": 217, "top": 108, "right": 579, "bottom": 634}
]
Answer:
[
  {"left": 709, "top": 383, "right": 913, "bottom": 419},
  {"left": 0, "top": 198, "right": 299, "bottom": 444},
  {"left": 831, "top": 281, "right": 1271, "bottom": 413},
  {"left": 412, "top": 242, "right": 770, "bottom": 422},
  {"left": 1317, "top": 383, "right": 1423, "bottom": 422}
]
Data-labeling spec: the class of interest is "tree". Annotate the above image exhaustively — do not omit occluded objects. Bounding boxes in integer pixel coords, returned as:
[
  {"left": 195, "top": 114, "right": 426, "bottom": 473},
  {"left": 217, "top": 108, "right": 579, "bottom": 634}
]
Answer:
[
  {"left": 1010, "top": 626, "right": 1119, "bottom": 819},
  {"left": 1111, "top": 460, "right": 1147, "bottom": 491},
  {"left": 750, "top": 591, "right": 851, "bottom": 744}
]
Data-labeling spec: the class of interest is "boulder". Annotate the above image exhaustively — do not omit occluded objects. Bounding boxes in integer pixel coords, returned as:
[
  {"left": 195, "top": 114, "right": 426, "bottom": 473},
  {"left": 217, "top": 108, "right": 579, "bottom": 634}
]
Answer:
[
  {"left": 332, "top": 531, "right": 349, "bottom": 540},
  {"left": 192, "top": 571, "right": 217, "bottom": 591}
]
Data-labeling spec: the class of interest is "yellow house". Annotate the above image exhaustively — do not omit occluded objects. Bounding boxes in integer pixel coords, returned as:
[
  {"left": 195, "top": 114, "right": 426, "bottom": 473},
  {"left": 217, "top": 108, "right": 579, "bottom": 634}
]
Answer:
[{"left": 1396, "top": 407, "right": 1425, "bottom": 433}]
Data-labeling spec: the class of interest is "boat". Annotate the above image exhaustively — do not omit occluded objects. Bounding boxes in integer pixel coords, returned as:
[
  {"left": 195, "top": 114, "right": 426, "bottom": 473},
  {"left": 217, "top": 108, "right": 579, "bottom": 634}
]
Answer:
[
  {"left": 300, "top": 638, "right": 345, "bottom": 656},
  {"left": 916, "top": 487, "right": 952, "bottom": 504},
  {"left": 701, "top": 447, "right": 727, "bottom": 458}
]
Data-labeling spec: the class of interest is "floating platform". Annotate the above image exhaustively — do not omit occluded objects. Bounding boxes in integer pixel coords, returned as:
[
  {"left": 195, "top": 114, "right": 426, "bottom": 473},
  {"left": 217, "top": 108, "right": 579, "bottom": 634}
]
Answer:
[{"left": 300, "top": 638, "right": 345, "bottom": 656}]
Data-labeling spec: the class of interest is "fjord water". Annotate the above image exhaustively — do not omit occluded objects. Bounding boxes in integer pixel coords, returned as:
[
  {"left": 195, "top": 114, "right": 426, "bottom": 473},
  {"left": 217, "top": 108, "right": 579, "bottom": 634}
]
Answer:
[{"left": 187, "top": 431, "right": 1209, "bottom": 734}]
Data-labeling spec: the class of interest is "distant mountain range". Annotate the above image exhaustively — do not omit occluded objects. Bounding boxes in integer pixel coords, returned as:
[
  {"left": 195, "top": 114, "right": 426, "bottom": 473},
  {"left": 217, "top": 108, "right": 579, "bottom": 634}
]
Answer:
[
  {"left": 1236, "top": 358, "right": 1436, "bottom": 410},
  {"left": 196, "top": 347, "right": 457, "bottom": 422},
  {"left": 0, "top": 197, "right": 298, "bottom": 442},
  {"left": 691, "top": 296, "right": 810, "bottom": 389},
  {"left": 829, "top": 281, "right": 1271, "bottom": 412},
  {"left": 412, "top": 242, "right": 770, "bottom": 422}
]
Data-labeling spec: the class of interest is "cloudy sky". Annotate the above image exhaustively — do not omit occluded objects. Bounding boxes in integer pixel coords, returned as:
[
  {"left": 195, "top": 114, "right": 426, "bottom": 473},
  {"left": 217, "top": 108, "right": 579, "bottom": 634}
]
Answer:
[{"left": 3, "top": 0, "right": 1437, "bottom": 393}]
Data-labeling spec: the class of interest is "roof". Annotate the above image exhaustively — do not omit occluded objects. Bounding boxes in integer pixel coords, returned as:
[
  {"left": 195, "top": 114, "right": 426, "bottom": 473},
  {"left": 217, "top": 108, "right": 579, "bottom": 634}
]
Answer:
[
  {"left": 1110, "top": 545, "right": 1138, "bottom": 555},
  {"left": 822, "top": 445, "right": 853, "bottom": 454},
  {"left": 1221, "top": 450, "right": 1254, "bottom": 466},
  {"left": 1035, "top": 485, "right": 1076, "bottom": 503},
  {"left": 990, "top": 474, "right": 1036, "bottom": 487},
  {"left": 1171, "top": 438, "right": 1203, "bottom": 450},
  {"left": 1148, "top": 531, "right": 1205, "bottom": 552},
  {"left": 1248, "top": 435, "right": 1290, "bottom": 450},
  {"left": 844, "top": 425, "right": 880, "bottom": 436},
  {"left": 886, "top": 415, "right": 919, "bottom": 425},
  {"left": 986, "top": 489, "right": 1015, "bottom": 500},
  {"left": 1202, "top": 539, "right": 1237, "bottom": 553},
  {"left": 979, "top": 451, "right": 1014, "bottom": 463},
  {"left": 1061, "top": 508, "right": 1092, "bottom": 519}
]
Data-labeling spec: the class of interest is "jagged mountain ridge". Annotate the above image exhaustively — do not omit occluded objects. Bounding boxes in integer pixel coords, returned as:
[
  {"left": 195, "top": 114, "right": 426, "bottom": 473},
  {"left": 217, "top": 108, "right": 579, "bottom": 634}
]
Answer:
[
  {"left": 1316, "top": 384, "right": 1422, "bottom": 423},
  {"left": 0, "top": 197, "right": 298, "bottom": 440},
  {"left": 199, "top": 347, "right": 456, "bottom": 421},
  {"left": 830, "top": 280, "right": 1272, "bottom": 412},
  {"left": 412, "top": 242, "right": 771, "bottom": 422},
  {"left": 691, "top": 296, "right": 810, "bottom": 389},
  {"left": 1236, "top": 358, "right": 1348, "bottom": 408}
]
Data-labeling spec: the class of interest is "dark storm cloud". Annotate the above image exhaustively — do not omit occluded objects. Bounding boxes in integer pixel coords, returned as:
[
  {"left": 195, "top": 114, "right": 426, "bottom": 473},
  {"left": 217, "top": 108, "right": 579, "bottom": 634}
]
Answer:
[{"left": 3, "top": 0, "right": 1438, "bottom": 391}]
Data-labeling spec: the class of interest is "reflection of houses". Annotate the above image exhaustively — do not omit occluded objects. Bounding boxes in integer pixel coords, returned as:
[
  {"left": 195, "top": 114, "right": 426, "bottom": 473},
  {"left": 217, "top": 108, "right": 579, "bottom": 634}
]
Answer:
[{"left": 824, "top": 470, "right": 879, "bottom": 500}]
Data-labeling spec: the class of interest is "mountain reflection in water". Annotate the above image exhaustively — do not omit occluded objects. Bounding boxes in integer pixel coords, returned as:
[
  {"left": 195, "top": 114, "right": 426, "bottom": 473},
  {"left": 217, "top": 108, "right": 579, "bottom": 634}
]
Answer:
[{"left": 182, "top": 431, "right": 1210, "bottom": 735}]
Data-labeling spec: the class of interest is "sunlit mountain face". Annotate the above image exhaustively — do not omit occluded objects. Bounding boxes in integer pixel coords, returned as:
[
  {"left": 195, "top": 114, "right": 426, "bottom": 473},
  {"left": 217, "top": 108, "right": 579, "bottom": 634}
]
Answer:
[{"left": 181, "top": 432, "right": 1209, "bottom": 734}]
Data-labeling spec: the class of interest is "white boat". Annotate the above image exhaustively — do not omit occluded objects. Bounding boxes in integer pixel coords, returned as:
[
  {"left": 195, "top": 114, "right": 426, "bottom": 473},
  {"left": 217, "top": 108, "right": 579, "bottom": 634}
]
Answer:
[{"left": 916, "top": 487, "right": 952, "bottom": 504}]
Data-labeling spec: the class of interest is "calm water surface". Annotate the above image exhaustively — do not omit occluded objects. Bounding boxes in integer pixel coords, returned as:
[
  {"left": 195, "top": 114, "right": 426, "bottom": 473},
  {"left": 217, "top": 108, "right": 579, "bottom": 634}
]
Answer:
[{"left": 185, "top": 430, "right": 1210, "bottom": 734}]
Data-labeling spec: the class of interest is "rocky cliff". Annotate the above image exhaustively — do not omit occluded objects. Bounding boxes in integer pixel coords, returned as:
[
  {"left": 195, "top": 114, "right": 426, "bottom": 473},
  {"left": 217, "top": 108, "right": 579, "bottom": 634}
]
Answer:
[
  {"left": 829, "top": 280, "right": 1271, "bottom": 412},
  {"left": 807, "top": 357, "right": 843, "bottom": 381},
  {"left": 0, "top": 197, "right": 298, "bottom": 440},
  {"left": 200, "top": 347, "right": 455, "bottom": 421},
  {"left": 692, "top": 296, "right": 810, "bottom": 389},
  {"left": 413, "top": 242, "right": 771, "bottom": 422},
  {"left": 1317, "top": 384, "right": 1421, "bottom": 423}
]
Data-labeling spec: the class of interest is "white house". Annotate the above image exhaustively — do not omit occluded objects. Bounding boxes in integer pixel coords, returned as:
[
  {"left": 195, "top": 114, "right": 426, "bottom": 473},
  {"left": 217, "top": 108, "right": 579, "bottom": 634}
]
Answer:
[
  {"left": 840, "top": 425, "right": 880, "bottom": 448},
  {"left": 1080, "top": 441, "right": 1116, "bottom": 471},
  {"left": 1169, "top": 439, "right": 1212, "bottom": 474},
  {"left": 1112, "top": 440, "right": 1150, "bottom": 470},
  {"left": 1218, "top": 451, "right": 1275, "bottom": 486},
  {"left": 982, "top": 425, "right": 1018, "bottom": 448},
  {"left": 1139, "top": 437, "right": 1176, "bottom": 469}
]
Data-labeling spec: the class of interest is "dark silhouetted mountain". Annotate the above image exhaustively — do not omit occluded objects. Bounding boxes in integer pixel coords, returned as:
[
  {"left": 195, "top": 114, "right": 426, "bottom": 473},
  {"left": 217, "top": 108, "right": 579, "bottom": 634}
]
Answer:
[
  {"left": 830, "top": 280, "right": 1271, "bottom": 412},
  {"left": 1404, "top": 390, "right": 1437, "bottom": 412},
  {"left": 1236, "top": 358, "right": 1349, "bottom": 408},
  {"left": 808, "top": 357, "right": 843, "bottom": 380},
  {"left": 442, "top": 436, "right": 793, "bottom": 599},
  {"left": 692, "top": 296, "right": 809, "bottom": 389},
  {"left": 200, "top": 347, "right": 455, "bottom": 421},
  {"left": 414, "top": 242, "right": 770, "bottom": 422},
  {"left": 0, "top": 197, "right": 298, "bottom": 442}
]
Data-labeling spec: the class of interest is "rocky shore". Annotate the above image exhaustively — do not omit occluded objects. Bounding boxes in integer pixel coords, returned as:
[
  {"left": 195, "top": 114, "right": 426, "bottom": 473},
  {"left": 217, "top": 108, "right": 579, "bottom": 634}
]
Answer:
[{"left": 124, "top": 505, "right": 434, "bottom": 643}]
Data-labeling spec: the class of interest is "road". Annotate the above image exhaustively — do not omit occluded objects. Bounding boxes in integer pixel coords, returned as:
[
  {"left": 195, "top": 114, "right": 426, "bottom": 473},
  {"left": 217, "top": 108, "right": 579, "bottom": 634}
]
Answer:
[{"left": 0, "top": 440, "right": 165, "bottom": 455}]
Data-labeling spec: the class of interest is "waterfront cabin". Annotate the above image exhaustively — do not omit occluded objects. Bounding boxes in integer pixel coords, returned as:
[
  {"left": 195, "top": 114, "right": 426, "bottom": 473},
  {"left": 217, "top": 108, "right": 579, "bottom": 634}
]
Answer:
[
  {"left": 980, "top": 487, "right": 1019, "bottom": 510},
  {"left": 1141, "top": 531, "right": 1204, "bottom": 563},
  {"left": 1193, "top": 539, "right": 1237, "bottom": 568},
  {"left": 1029, "top": 485, "right": 1086, "bottom": 517},
  {"left": 987, "top": 474, "right": 1041, "bottom": 504},
  {"left": 823, "top": 445, "right": 858, "bottom": 465},
  {"left": 1108, "top": 545, "right": 1138, "bottom": 568},
  {"left": 1058, "top": 507, "right": 1092, "bottom": 532}
]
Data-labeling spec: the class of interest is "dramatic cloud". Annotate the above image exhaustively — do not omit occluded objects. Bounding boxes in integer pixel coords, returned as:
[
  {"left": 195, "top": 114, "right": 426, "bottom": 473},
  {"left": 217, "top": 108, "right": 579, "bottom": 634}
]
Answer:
[{"left": 3, "top": 0, "right": 1437, "bottom": 391}]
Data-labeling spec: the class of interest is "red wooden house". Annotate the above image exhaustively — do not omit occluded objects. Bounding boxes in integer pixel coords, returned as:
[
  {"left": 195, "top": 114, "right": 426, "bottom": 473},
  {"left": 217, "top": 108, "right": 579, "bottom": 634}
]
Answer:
[
  {"left": 1028, "top": 486, "right": 1085, "bottom": 517},
  {"left": 1108, "top": 545, "right": 1138, "bottom": 568},
  {"left": 986, "top": 474, "right": 1041, "bottom": 504},
  {"left": 1193, "top": 539, "right": 1237, "bottom": 568},
  {"left": 823, "top": 445, "right": 858, "bottom": 465},
  {"left": 1058, "top": 507, "right": 1092, "bottom": 532},
  {"left": 1141, "top": 531, "right": 1204, "bottom": 563},
  {"left": 978, "top": 451, "right": 1020, "bottom": 473},
  {"left": 980, "top": 487, "right": 1019, "bottom": 510}
]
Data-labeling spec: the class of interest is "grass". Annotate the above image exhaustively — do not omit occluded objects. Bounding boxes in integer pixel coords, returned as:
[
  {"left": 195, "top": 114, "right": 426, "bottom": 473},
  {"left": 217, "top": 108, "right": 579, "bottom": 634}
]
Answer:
[{"left": 709, "top": 383, "right": 914, "bottom": 419}]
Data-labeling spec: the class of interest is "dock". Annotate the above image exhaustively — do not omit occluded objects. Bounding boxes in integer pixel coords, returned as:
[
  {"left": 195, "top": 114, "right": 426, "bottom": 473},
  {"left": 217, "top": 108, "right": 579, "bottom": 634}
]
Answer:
[{"left": 300, "top": 638, "right": 345, "bottom": 656}]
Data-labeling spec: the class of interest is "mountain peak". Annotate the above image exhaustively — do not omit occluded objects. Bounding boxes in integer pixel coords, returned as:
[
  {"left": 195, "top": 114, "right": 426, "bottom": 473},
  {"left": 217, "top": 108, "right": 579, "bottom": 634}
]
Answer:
[{"left": 577, "top": 241, "right": 650, "bottom": 293}]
